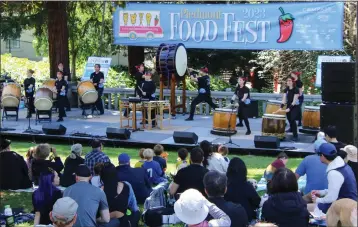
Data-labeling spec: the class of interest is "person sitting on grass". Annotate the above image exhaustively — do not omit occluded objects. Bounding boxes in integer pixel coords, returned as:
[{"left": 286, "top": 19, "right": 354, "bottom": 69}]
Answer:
[
  {"left": 91, "top": 162, "right": 104, "bottom": 188},
  {"left": 32, "top": 143, "right": 64, "bottom": 186},
  {"left": 324, "top": 125, "right": 346, "bottom": 151},
  {"left": 153, "top": 144, "right": 167, "bottom": 172},
  {"left": 264, "top": 152, "right": 288, "bottom": 193},
  {"left": 0, "top": 138, "right": 32, "bottom": 190},
  {"left": 326, "top": 198, "right": 357, "bottom": 227},
  {"left": 61, "top": 144, "right": 84, "bottom": 187},
  {"left": 33, "top": 169, "right": 63, "bottom": 225},
  {"left": 134, "top": 148, "right": 145, "bottom": 168},
  {"left": 176, "top": 148, "right": 189, "bottom": 172},
  {"left": 341, "top": 145, "right": 358, "bottom": 184},
  {"left": 49, "top": 197, "right": 78, "bottom": 227},
  {"left": 204, "top": 170, "right": 248, "bottom": 227},
  {"left": 26, "top": 146, "right": 35, "bottom": 180},
  {"left": 218, "top": 145, "right": 230, "bottom": 163},
  {"left": 261, "top": 168, "right": 310, "bottom": 227},
  {"left": 142, "top": 148, "right": 166, "bottom": 185},
  {"left": 85, "top": 139, "right": 110, "bottom": 175},
  {"left": 201, "top": 140, "right": 228, "bottom": 174},
  {"left": 116, "top": 153, "right": 152, "bottom": 204}
]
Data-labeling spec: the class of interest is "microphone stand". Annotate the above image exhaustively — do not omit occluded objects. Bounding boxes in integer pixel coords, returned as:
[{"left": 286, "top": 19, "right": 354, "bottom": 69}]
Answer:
[
  {"left": 223, "top": 104, "right": 240, "bottom": 147},
  {"left": 23, "top": 96, "right": 41, "bottom": 134}
]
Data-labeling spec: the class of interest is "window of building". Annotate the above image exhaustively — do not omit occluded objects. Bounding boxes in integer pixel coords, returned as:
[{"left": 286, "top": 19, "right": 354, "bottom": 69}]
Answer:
[{"left": 5, "top": 39, "right": 20, "bottom": 49}]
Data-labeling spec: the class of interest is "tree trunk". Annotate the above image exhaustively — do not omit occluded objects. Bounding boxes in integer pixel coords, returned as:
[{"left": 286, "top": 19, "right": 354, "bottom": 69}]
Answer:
[
  {"left": 71, "top": 52, "right": 77, "bottom": 80},
  {"left": 128, "top": 46, "right": 144, "bottom": 75},
  {"left": 47, "top": 1, "right": 70, "bottom": 80}
]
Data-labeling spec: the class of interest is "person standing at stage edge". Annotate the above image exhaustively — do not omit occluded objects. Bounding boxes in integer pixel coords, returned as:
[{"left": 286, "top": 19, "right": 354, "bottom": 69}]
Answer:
[
  {"left": 90, "top": 64, "right": 105, "bottom": 115},
  {"left": 277, "top": 76, "right": 300, "bottom": 141},
  {"left": 24, "top": 69, "right": 36, "bottom": 118},
  {"left": 134, "top": 63, "right": 145, "bottom": 97},
  {"left": 231, "top": 77, "right": 251, "bottom": 135},
  {"left": 58, "top": 63, "right": 71, "bottom": 112},
  {"left": 291, "top": 71, "right": 304, "bottom": 127},
  {"left": 55, "top": 71, "right": 67, "bottom": 122},
  {"left": 186, "top": 67, "right": 218, "bottom": 121}
]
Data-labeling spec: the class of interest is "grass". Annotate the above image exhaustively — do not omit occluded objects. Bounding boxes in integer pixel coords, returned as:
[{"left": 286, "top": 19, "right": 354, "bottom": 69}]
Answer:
[{"left": 1, "top": 141, "right": 303, "bottom": 226}]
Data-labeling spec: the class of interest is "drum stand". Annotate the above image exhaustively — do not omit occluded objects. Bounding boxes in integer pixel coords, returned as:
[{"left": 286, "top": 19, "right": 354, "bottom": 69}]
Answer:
[
  {"left": 23, "top": 97, "right": 41, "bottom": 134},
  {"left": 222, "top": 106, "right": 240, "bottom": 148},
  {"left": 0, "top": 106, "right": 16, "bottom": 132}
]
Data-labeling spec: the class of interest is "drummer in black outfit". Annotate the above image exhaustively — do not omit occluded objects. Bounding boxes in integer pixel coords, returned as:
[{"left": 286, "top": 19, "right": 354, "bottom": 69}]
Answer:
[
  {"left": 58, "top": 63, "right": 71, "bottom": 112},
  {"left": 24, "top": 69, "right": 36, "bottom": 118},
  {"left": 186, "top": 67, "right": 218, "bottom": 121},
  {"left": 291, "top": 71, "right": 304, "bottom": 127},
  {"left": 139, "top": 71, "right": 157, "bottom": 127},
  {"left": 54, "top": 71, "right": 67, "bottom": 122},
  {"left": 90, "top": 64, "right": 105, "bottom": 115},
  {"left": 231, "top": 77, "right": 251, "bottom": 135},
  {"left": 277, "top": 76, "right": 300, "bottom": 141},
  {"left": 134, "top": 63, "right": 145, "bottom": 97}
]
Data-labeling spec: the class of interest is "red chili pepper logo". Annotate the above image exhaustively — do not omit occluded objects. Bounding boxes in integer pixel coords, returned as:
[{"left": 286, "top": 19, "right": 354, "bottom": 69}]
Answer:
[
  {"left": 154, "top": 15, "right": 159, "bottom": 26},
  {"left": 277, "top": 7, "right": 294, "bottom": 43}
]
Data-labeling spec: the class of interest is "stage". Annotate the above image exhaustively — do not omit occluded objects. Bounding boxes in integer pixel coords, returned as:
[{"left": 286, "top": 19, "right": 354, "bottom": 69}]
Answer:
[{"left": 0, "top": 108, "right": 317, "bottom": 157}]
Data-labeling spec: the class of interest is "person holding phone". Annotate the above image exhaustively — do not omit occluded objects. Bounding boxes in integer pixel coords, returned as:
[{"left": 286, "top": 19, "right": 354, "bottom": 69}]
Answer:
[{"left": 90, "top": 64, "right": 105, "bottom": 115}]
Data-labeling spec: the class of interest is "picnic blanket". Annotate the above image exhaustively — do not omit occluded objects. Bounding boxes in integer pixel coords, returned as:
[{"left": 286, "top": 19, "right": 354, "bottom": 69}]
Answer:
[
  {"left": 9, "top": 186, "right": 66, "bottom": 193},
  {"left": 257, "top": 175, "right": 307, "bottom": 192}
]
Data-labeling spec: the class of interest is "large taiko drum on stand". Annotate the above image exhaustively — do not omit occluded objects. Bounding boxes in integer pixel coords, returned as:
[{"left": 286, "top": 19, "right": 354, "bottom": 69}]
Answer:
[
  {"left": 1, "top": 83, "right": 21, "bottom": 107},
  {"left": 211, "top": 108, "right": 237, "bottom": 135},
  {"left": 43, "top": 79, "right": 57, "bottom": 99},
  {"left": 262, "top": 114, "right": 286, "bottom": 139},
  {"left": 34, "top": 87, "right": 53, "bottom": 111},
  {"left": 156, "top": 43, "right": 187, "bottom": 80},
  {"left": 77, "top": 80, "right": 98, "bottom": 104},
  {"left": 303, "top": 106, "right": 320, "bottom": 129},
  {"left": 265, "top": 100, "right": 286, "bottom": 115}
]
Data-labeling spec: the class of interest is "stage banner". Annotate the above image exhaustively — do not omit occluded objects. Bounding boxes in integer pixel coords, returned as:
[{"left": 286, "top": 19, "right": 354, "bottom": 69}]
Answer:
[
  {"left": 113, "top": 2, "right": 344, "bottom": 50},
  {"left": 316, "top": 55, "right": 351, "bottom": 87},
  {"left": 82, "top": 57, "right": 112, "bottom": 81}
]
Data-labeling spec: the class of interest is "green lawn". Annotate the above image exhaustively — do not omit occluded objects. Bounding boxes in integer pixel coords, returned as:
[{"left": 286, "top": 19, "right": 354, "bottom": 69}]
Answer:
[{"left": 1, "top": 141, "right": 303, "bottom": 226}]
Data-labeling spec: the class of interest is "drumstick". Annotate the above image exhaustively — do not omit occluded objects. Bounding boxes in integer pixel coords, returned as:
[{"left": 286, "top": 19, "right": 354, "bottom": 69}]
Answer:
[
  {"left": 273, "top": 109, "right": 287, "bottom": 114},
  {"left": 137, "top": 86, "right": 144, "bottom": 93}
]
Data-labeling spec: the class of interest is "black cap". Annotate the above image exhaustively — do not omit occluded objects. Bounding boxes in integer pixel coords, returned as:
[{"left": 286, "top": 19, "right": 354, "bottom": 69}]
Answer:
[
  {"left": 75, "top": 164, "right": 91, "bottom": 177},
  {"left": 0, "top": 139, "right": 11, "bottom": 150},
  {"left": 91, "top": 139, "right": 102, "bottom": 149}
]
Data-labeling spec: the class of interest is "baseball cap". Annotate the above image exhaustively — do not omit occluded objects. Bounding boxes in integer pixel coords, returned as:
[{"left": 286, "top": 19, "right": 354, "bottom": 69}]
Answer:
[
  {"left": 271, "top": 159, "right": 285, "bottom": 169},
  {"left": 174, "top": 189, "right": 209, "bottom": 225},
  {"left": 51, "top": 197, "right": 78, "bottom": 223},
  {"left": 341, "top": 145, "right": 357, "bottom": 163},
  {"left": 75, "top": 164, "right": 91, "bottom": 177},
  {"left": 118, "top": 153, "right": 130, "bottom": 164},
  {"left": 71, "top": 144, "right": 83, "bottom": 156},
  {"left": 318, "top": 143, "right": 337, "bottom": 156},
  {"left": 200, "top": 67, "right": 209, "bottom": 73},
  {"left": 0, "top": 139, "right": 11, "bottom": 150}
]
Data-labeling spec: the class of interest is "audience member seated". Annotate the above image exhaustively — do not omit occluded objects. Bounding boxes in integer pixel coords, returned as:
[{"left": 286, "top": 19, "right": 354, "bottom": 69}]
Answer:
[
  {"left": 49, "top": 197, "right": 78, "bottom": 227},
  {"left": 33, "top": 169, "right": 62, "bottom": 225},
  {"left": 218, "top": 145, "right": 230, "bottom": 163},
  {"left": 174, "top": 189, "right": 231, "bottom": 227},
  {"left": 341, "top": 145, "right": 358, "bottom": 183},
  {"left": 100, "top": 163, "right": 131, "bottom": 227},
  {"left": 153, "top": 144, "right": 167, "bottom": 172},
  {"left": 310, "top": 143, "right": 357, "bottom": 214},
  {"left": 64, "top": 164, "right": 110, "bottom": 226},
  {"left": 85, "top": 139, "right": 110, "bottom": 175},
  {"left": 116, "top": 153, "right": 152, "bottom": 204},
  {"left": 224, "top": 157, "right": 261, "bottom": 222},
  {"left": 134, "top": 148, "right": 145, "bottom": 168},
  {"left": 0, "top": 139, "right": 32, "bottom": 190},
  {"left": 26, "top": 146, "right": 35, "bottom": 181},
  {"left": 204, "top": 171, "right": 248, "bottom": 227},
  {"left": 201, "top": 140, "right": 228, "bottom": 174},
  {"left": 326, "top": 198, "right": 357, "bottom": 227},
  {"left": 32, "top": 144, "right": 64, "bottom": 185},
  {"left": 61, "top": 144, "right": 84, "bottom": 187},
  {"left": 295, "top": 139, "right": 328, "bottom": 202},
  {"left": 169, "top": 147, "right": 208, "bottom": 197},
  {"left": 261, "top": 168, "right": 310, "bottom": 227},
  {"left": 176, "top": 148, "right": 189, "bottom": 172},
  {"left": 91, "top": 162, "right": 104, "bottom": 188},
  {"left": 324, "top": 125, "right": 346, "bottom": 151},
  {"left": 142, "top": 149, "right": 166, "bottom": 185},
  {"left": 264, "top": 152, "right": 288, "bottom": 193}
]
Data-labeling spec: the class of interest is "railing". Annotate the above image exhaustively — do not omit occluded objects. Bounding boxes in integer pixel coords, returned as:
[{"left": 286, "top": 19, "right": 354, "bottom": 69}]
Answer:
[{"left": 71, "top": 86, "right": 322, "bottom": 116}]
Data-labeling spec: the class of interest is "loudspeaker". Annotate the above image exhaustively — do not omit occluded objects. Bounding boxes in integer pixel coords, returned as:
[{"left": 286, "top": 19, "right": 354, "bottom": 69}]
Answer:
[
  {"left": 173, "top": 131, "right": 198, "bottom": 144},
  {"left": 42, "top": 124, "right": 66, "bottom": 135},
  {"left": 320, "top": 104, "right": 357, "bottom": 145},
  {"left": 254, "top": 135, "right": 280, "bottom": 149},
  {"left": 106, "top": 128, "right": 131, "bottom": 140},
  {"left": 321, "top": 62, "right": 356, "bottom": 103}
]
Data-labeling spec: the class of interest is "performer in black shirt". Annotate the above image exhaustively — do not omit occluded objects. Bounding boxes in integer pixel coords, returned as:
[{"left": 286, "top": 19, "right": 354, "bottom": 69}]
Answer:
[
  {"left": 90, "top": 64, "right": 105, "bottom": 115},
  {"left": 185, "top": 67, "right": 218, "bottom": 121},
  {"left": 139, "top": 72, "right": 157, "bottom": 127},
  {"left": 277, "top": 76, "right": 300, "bottom": 141},
  {"left": 58, "top": 63, "right": 71, "bottom": 112},
  {"left": 24, "top": 69, "right": 36, "bottom": 118},
  {"left": 134, "top": 63, "right": 145, "bottom": 97},
  {"left": 291, "top": 71, "right": 304, "bottom": 126},
  {"left": 54, "top": 71, "right": 67, "bottom": 122},
  {"left": 231, "top": 77, "right": 251, "bottom": 135}
]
